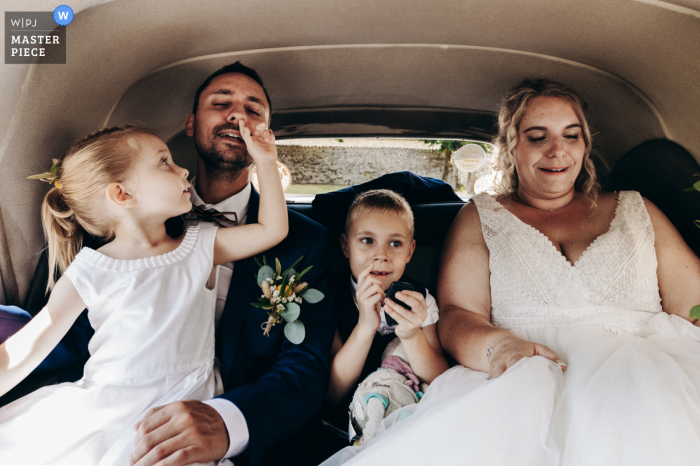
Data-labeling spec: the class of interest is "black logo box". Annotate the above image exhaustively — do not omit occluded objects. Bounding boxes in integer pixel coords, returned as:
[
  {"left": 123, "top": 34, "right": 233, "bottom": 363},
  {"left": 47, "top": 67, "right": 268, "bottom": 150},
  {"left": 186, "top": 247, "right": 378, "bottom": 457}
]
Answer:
[{"left": 5, "top": 12, "right": 66, "bottom": 65}]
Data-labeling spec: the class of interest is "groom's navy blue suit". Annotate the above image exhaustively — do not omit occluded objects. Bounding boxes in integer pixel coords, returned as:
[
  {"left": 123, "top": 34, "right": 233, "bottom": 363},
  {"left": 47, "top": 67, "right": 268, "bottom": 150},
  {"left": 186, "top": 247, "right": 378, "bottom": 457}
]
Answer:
[
  {"left": 1, "top": 186, "right": 336, "bottom": 466},
  {"left": 210, "top": 187, "right": 336, "bottom": 465}
]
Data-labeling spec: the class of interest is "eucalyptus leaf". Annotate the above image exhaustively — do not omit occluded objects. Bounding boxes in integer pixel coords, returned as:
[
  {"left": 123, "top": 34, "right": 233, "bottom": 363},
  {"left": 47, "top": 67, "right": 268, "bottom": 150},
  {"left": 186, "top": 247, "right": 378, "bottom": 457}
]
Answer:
[
  {"left": 287, "top": 268, "right": 296, "bottom": 281},
  {"left": 691, "top": 305, "right": 700, "bottom": 319},
  {"left": 694, "top": 180, "right": 700, "bottom": 191},
  {"left": 284, "top": 321, "right": 306, "bottom": 344},
  {"left": 281, "top": 302, "right": 301, "bottom": 322},
  {"left": 257, "top": 265, "right": 275, "bottom": 287},
  {"left": 302, "top": 288, "right": 324, "bottom": 303}
]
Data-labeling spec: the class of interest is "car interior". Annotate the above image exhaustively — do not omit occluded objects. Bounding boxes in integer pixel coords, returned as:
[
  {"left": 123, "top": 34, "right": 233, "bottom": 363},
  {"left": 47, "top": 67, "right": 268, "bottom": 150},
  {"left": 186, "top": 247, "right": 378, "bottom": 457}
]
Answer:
[{"left": 1, "top": 0, "right": 699, "bottom": 405}]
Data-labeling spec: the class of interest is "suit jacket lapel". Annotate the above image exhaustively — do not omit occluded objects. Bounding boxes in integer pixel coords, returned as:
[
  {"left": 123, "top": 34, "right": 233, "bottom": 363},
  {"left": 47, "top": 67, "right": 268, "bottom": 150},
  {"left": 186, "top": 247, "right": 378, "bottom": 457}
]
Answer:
[{"left": 220, "top": 186, "right": 260, "bottom": 382}]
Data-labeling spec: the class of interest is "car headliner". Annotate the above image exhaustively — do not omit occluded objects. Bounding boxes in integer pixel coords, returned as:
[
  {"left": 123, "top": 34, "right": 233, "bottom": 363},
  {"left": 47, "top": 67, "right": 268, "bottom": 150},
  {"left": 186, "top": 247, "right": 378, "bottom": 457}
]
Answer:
[{"left": 0, "top": 0, "right": 698, "bottom": 304}]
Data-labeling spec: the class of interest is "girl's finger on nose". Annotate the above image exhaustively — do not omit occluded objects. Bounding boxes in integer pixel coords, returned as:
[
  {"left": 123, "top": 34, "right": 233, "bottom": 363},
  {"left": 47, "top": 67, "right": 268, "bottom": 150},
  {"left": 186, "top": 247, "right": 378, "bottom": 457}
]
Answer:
[{"left": 238, "top": 120, "right": 250, "bottom": 139}]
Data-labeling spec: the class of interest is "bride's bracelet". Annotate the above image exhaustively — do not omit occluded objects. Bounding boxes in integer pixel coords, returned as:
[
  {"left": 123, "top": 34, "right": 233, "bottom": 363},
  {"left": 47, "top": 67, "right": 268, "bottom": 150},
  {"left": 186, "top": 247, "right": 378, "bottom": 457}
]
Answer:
[{"left": 486, "top": 336, "right": 508, "bottom": 360}]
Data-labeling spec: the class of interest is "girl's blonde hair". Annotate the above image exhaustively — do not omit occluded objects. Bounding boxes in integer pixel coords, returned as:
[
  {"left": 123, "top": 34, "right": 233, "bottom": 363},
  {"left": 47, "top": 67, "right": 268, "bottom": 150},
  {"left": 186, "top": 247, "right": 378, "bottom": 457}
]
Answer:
[
  {"left": 493, "top": 78, "right": 600, "bottom": 201},
  {"left": 41, "top": 125, "right": 152, "bottom": 290}
]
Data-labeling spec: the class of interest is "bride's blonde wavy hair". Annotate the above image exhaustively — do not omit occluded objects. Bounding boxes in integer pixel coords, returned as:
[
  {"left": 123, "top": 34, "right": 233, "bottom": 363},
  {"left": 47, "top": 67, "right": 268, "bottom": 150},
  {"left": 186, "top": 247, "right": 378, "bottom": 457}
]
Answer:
[
  {"left": 41, "top": 125, "right": 152, "bottom": 290},
  {"left": 493, "top": 78, "right": 600, "bottom": 202}
]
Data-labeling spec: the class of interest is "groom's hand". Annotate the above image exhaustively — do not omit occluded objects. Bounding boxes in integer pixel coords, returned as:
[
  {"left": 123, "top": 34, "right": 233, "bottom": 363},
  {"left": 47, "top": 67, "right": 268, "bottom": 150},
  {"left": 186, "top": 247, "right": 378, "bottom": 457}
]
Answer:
[{"left": 130, "top": 400, "right": 229, "bottom": 466}]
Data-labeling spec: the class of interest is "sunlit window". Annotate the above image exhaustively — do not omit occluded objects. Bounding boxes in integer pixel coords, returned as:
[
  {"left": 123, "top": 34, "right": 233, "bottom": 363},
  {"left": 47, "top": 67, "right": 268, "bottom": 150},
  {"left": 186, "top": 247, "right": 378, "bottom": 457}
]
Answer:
[{"left": 273, "top": 138, "right": 500, "bottom": 203}]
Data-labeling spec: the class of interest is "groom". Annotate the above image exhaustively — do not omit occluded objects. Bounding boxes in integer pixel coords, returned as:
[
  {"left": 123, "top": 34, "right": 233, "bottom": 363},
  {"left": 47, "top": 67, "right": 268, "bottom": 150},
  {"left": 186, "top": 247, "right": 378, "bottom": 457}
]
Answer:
[
  {"left": 131, "top": 62, "right": 336, "bottom": 466},
  {"left": 2, "top": 62, "right": 336, "bottom": 466}
]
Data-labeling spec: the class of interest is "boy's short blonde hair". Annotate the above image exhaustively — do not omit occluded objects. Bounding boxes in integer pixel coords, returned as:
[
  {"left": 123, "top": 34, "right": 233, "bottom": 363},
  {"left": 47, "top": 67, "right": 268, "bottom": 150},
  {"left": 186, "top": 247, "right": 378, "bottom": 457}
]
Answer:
[{"left": 345, "top": 189, "right": 414, "bottom": 237}]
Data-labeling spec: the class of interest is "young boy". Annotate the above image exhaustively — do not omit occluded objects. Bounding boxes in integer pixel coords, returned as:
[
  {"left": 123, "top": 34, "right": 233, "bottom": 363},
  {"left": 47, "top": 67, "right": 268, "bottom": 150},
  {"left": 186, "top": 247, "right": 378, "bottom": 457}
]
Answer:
[{"left": 325, "top": 189, "right": 448, "bottom": 432}]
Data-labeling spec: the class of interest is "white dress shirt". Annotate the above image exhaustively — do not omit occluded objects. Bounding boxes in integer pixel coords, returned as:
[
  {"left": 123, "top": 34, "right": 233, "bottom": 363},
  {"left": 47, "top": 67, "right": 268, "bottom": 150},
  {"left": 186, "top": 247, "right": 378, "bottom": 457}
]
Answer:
[{"left": 188, "top": 179, "right": 251, "bottom": 459}]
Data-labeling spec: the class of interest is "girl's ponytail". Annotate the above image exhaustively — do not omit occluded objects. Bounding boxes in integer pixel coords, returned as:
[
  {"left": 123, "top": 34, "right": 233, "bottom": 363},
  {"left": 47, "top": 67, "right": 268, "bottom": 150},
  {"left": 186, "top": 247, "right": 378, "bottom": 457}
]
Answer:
[{"left": 41, "top": 186, "right": 83, "bottom": 291}]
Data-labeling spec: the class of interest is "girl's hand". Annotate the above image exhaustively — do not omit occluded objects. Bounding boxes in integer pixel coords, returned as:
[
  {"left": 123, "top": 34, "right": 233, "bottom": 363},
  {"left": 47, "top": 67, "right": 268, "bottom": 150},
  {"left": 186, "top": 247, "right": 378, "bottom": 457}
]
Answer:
[
  {"left": 238, "top": 120, "right": 276, "bottom": 164},
  {"left": 486, "top": 334, "right": 566, "bottom": 380},
  {"left": 385, "top": 290, "right": 427, "bottom": 340},
  {"left": 355, "top": 263, "right": 383, "bottom": 333}
]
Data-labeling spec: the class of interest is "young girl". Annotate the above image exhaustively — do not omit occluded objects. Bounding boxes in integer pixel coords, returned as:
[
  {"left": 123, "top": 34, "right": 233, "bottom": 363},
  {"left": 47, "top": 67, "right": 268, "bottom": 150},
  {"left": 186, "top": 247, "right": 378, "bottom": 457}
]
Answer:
[{"left": 0, "top": 121, "right": 287, "bottom": 464}]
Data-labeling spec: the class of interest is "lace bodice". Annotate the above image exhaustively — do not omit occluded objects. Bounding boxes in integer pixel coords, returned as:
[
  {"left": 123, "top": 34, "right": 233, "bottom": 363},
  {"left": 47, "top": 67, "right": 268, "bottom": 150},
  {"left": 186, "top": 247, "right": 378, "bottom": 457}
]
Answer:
[{"left": 472, "top": 191, "right": 663, "bottom": 335}]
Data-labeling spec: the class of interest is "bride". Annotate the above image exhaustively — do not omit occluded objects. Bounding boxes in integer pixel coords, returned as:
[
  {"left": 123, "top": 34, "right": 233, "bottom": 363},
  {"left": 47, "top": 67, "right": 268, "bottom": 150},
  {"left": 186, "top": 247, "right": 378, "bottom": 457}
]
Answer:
[{"left": 322, "top": 78, "right": 700, "bottom": 465}]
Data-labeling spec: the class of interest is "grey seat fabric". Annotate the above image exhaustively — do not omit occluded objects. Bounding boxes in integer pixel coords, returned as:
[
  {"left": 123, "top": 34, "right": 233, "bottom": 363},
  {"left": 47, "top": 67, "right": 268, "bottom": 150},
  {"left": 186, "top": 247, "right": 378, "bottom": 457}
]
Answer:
[{"left": 603, "top": 139, "right": 700, "bottom": 257}]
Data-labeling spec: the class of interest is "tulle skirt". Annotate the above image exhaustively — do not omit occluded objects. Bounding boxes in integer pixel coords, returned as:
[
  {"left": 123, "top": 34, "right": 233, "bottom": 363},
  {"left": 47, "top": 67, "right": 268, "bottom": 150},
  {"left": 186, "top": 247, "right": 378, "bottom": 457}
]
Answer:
[{"left": 323, "top": 313, "right": 700, "bottom": 466}]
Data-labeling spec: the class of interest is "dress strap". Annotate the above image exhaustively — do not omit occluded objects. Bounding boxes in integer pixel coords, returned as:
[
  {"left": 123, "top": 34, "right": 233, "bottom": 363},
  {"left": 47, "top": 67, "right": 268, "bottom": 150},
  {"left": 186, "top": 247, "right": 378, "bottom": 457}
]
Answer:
[{"left": 194, "top": 223, "right": 219, "bottom": 267}]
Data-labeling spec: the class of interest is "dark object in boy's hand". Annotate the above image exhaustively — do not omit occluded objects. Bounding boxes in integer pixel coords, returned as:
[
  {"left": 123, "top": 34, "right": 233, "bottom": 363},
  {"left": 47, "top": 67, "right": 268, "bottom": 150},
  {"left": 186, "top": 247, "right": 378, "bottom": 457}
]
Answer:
[{"left": 384, "top": 281, "right": 414, "bottom": 326}]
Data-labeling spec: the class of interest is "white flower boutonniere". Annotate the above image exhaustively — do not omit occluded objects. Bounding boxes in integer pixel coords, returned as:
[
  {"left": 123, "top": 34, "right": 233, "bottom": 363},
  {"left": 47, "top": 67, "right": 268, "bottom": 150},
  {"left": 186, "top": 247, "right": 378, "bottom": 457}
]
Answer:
[{"left": 251, "top": 255, "right": 325, "bottom": 344}]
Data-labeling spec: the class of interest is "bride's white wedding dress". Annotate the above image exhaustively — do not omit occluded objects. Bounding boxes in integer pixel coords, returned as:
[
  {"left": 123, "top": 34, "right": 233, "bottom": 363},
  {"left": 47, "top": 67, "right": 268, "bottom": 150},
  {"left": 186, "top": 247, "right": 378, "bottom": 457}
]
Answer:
[{"left": 324, "top": 191, "right": 700, "bottom": 466}]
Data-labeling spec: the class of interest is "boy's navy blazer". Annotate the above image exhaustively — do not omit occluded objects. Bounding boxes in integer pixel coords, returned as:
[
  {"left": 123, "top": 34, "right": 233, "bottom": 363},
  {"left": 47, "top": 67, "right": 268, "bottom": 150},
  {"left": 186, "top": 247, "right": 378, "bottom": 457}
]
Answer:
[{"left": 25, "top": 186, "right": 336, "bottom": 466}]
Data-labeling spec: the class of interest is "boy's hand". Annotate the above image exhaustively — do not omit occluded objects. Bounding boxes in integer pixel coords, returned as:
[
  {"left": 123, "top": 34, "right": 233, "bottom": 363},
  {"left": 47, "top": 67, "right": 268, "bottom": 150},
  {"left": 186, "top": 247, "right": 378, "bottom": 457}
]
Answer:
[
  {"left": 384, "top": 290, "right": 427, "bottom": 340},
  {"left": 239, "top": 120, "right": 276, "bottom": 164},
  {"left": 355, "top": 263, "right": 384, "bottom": 333}
]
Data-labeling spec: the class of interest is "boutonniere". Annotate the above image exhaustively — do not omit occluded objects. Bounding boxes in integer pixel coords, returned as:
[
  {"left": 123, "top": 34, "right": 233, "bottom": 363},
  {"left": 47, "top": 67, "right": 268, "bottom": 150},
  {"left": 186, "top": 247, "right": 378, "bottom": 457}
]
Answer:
[{"left": 251, "top": 255, "right": 325, "bottom": 344}]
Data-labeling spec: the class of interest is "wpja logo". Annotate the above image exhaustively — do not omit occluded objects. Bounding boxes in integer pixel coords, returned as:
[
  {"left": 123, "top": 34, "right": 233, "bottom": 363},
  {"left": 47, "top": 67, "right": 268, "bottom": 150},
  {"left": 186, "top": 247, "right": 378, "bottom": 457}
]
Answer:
[{"left": 5, "top": 6, "right": 72, "bottom": 64}]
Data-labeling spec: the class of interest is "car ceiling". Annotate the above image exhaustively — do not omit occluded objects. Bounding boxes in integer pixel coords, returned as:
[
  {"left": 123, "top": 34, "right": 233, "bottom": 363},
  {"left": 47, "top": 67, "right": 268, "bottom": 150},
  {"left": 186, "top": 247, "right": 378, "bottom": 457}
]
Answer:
[{"left": 1, "top": 0, "right": 699, "bottom": 304}]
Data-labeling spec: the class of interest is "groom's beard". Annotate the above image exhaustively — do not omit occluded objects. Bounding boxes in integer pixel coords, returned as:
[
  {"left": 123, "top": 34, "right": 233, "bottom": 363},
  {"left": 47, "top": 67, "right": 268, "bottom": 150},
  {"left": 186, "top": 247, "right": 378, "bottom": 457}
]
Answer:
[{"left": 194, "top": 122, "right": 254, "bottom": 182}]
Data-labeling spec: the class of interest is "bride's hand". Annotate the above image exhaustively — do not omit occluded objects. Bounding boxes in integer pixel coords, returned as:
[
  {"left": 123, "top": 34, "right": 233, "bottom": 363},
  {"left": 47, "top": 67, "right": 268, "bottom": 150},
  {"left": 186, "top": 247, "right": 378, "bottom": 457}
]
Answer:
[{"left": 487, "top": 335, "right": 566, "bottom": 379}]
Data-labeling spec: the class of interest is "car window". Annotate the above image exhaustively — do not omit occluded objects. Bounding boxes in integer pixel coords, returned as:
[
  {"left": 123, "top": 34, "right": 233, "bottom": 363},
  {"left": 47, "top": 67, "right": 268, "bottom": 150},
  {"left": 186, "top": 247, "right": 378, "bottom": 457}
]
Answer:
[{"left": 272, "top": 138, "right": 498, "bottom": 203}]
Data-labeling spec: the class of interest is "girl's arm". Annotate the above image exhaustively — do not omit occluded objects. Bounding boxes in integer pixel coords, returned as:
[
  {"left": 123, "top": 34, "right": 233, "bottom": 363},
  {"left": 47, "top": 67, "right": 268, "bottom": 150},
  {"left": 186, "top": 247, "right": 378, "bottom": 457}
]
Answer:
[
  {"left": 0, "top": 276, "right": 85, "bottom": 396},
  {"left": 213, "top": 121, "right": 288, "bottom": 265},
  {"left": 384, "top": 294, "right": 449, "bottom": 383}
]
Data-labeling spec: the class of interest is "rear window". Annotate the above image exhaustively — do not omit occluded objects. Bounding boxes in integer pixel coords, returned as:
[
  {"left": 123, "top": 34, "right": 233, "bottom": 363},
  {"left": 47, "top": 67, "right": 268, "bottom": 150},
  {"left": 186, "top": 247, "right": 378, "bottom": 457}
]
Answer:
[{"left": 273, "top": 138, "right": 499, "bottom": 203}]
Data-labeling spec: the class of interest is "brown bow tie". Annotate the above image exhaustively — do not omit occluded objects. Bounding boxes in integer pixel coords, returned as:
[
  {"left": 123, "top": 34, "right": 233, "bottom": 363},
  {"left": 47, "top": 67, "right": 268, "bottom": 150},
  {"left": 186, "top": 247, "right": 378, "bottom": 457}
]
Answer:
[{"left": 182, "top": 205, "right": 238, "bottom": 227}]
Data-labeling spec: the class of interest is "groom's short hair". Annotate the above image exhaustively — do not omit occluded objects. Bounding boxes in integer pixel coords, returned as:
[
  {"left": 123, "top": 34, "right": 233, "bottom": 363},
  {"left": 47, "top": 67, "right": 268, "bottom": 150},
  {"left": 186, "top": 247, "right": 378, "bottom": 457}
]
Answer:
[
  {"left": 345, "top": 189, "right": 414, "bottom": 238},
  {"left": 192, "top": 61, "right": 272, "bottom": 117}
]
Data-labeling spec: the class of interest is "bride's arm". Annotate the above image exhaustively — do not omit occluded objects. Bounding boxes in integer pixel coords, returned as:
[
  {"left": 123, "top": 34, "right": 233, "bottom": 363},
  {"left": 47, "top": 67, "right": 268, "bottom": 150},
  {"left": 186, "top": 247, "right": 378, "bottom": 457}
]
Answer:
[
  {"left": 645, "top": 198, "right": 700, "bottom": 325},
  {"left": 437, "top": 202, "right": 564, "bottom": 378},
  {"left": 0, "top": 276, "right": 85, "bottom": 396},
  {"left": 437, "top": 203, "right": 498, "bottom": 371}
]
